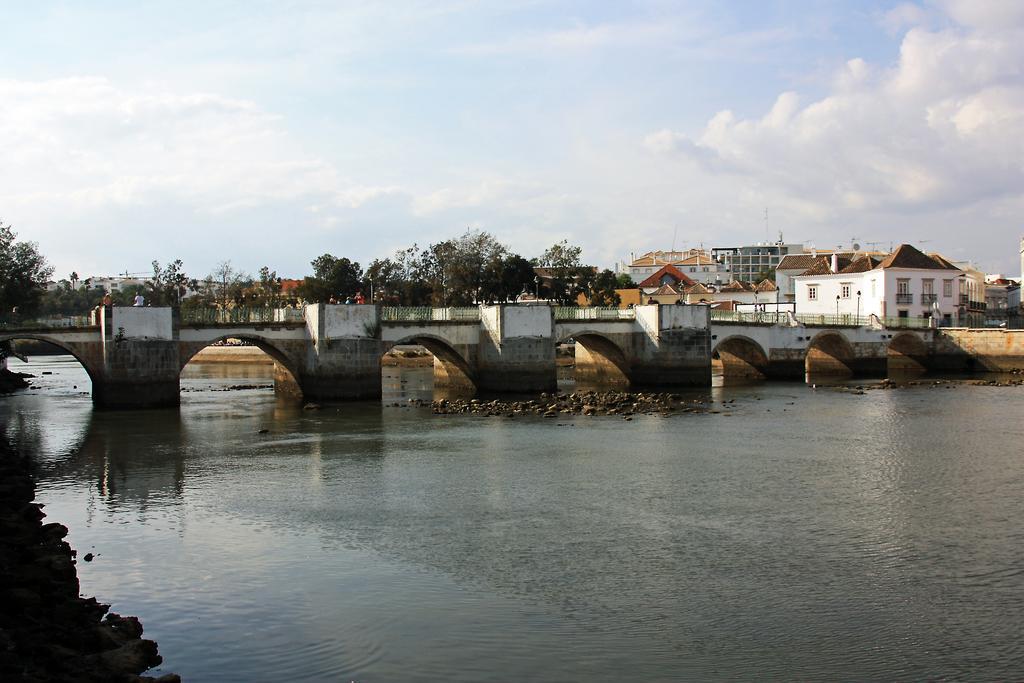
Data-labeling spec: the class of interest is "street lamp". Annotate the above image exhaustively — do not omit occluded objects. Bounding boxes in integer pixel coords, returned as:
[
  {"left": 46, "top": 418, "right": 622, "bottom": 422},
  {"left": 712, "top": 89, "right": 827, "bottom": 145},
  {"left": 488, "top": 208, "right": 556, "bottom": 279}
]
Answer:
[
  {"left": 836, "top": 294, "right": 840, "bottom": 318},
  {"left": 856, "top": 290, "right": 861, "bottom": 321},
  {"left": 534, "top": 275, "right": 540, "bottom": 301}
]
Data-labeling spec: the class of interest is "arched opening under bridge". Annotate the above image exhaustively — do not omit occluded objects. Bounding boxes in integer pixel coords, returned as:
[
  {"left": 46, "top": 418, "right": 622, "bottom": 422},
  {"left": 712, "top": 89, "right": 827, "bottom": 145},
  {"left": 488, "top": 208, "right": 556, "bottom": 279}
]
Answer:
[
  {"left": 382, "top": 335, "right": 476, "bottom": 400},
  {"left": 179, "top": 335, "right": 304, "bottom": 399},
  {"left": 560, "top": 332, "right": 631, "bottom": 388},
  {"left": 805, "top": 331, "right": 856, "bottom": 378},
  {"left": 0, "top": 335, "right": 96, "bottom": 397},
  {"left": 887, "top": 333, "right": 930, "bottom": 376},
  {"left": 712, "top": 336, "right": 768, "bottom": 382}
]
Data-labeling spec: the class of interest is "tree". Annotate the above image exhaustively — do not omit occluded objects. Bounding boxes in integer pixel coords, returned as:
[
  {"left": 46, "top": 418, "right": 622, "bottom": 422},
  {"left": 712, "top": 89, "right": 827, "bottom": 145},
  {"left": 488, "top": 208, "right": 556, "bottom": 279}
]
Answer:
[
  {"left": 253, "top": 266, "right": 283, "bottom": 307},
  {"left": 615, "top": 273, "right": 634, "bottom": 288},
  {"left": 533, "top": 240, "right": 593, "bottom": 305},
  {"left": 483, "top": 254, "right": 535, "bottom": 303},
  {"left": 147, "top": 260, "right": 197, "bottom": 306},
  {"left": 295, "top": 254, "right": 363, "bottom": 302},
  {"left": 211, "top": 260, "right": 250, "bottom": 307},
  {"left": 589, "top": 269, "right": 622, "bottom": 307},
  {"left": 0, "top": 221, "right": 54, "bottom": 316}
]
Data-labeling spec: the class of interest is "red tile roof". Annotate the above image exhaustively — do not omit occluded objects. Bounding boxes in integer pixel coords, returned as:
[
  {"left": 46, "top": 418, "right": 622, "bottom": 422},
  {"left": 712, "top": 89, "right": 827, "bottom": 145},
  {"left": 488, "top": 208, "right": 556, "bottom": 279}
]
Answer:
[
  {"left": 877, "top": 244, "right": 959, "bottom": 270},
  {"left": 637, "top": 264, "right": 695, "bottom": 288}
]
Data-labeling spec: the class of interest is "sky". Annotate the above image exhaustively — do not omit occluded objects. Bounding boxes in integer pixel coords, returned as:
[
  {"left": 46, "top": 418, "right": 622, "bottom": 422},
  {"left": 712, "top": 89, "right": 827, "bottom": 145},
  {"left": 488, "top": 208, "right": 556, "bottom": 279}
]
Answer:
[{"left": 2, "top": 0, "right": 1023, "bottom": 281}]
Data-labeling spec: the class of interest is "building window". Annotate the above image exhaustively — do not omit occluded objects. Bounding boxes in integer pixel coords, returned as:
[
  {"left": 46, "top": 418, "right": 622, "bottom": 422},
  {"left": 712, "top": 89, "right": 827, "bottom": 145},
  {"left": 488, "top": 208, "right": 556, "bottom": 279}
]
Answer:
[
  {"left": 841, "top": 283, "right": 851, "bottom": 299},
  {"left": 897, "top": 279, "right": 910, "bottom": 295},
  {"left": 943, "top": 279, "right": 953, "bottom": 297},
  {"left": 808, "top": 285, "right": 818, "bottom": 301},
  {"left": 922, "top": 279, "right": 934, "bottom": 295},
  {"left": 871, "top": 279, "right": 876, "bottom": 297}
]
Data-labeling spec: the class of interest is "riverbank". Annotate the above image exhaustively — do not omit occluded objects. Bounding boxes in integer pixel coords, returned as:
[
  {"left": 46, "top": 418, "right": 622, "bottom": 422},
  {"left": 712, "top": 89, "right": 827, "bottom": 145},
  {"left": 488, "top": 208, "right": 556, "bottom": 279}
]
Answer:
[
  {"left": 0, "top": 440, "right": 178, "bottom": 683},
  {"left": 0, "top": 368, "right": 31, "bottom": 394}
]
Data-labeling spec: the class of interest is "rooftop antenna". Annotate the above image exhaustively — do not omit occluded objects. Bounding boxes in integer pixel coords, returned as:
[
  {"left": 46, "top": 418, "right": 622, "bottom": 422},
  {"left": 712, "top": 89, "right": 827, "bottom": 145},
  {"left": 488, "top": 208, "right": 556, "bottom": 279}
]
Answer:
[{"left": 671, "top": 225, "right": 678, "bottom": 256}]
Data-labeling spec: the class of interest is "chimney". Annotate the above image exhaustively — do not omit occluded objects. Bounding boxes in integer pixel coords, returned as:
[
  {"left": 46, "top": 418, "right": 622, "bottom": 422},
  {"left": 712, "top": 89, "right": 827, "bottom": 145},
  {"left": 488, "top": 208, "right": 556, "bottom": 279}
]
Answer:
[
  {"left": 811, "top": 248, "right": 817, "bottom": 258},
  {"left": 831, "top": 253, "right": 839, "bottom": 273}
]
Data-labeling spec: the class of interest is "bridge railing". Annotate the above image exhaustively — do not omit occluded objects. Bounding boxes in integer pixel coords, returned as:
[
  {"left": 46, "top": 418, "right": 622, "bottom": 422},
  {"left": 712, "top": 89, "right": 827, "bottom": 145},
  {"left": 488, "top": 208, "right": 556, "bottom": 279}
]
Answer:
[
  {"left": 880, "top": 316, "right": 933, "bottom": 329},
  {"left": 0, "top": 314, "right": 95, "bottom": 330},
  {"left": 794, "top": 313, "right": 869, "bottom": 327},
  {"left": 180, "top": 307, "right": 304, "bottom": 325},
  {"left": 554, "top": 307, "right": 635, "bottom": 321},
  {"left": 710, "top": 310, "right": 788, "bottom": 324},
  {"left": 380, "top": 307, "right": 481, "bottom": 322}
]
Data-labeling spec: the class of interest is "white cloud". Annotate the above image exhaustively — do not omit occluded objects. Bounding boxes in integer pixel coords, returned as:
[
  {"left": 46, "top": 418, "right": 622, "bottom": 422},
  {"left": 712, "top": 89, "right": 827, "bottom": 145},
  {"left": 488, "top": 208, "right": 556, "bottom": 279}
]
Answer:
[
  {"left": 648, "top": 6, "right": 1024, "bottom": 216},
  {"left": 0, "top": 77, "right": 361, "bottom": 213}
]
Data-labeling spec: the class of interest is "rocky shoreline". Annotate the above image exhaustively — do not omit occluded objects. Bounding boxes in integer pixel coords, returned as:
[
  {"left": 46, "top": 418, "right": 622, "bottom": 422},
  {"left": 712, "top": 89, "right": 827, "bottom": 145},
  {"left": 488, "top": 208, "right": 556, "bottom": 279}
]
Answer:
[
  {"left": 0, "top": 368, "right": 31, "bottom": 394},
  {"left": 416, "top": 390, "right": 721, "bottom": 419},
  {"left": 0, "top": 440, "right": 178, "bottom": 683}
]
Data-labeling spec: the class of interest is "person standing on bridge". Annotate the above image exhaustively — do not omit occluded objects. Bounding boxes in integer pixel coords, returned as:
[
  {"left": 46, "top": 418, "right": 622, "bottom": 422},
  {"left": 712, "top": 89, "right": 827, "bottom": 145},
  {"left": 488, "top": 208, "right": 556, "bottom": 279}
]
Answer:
[
  {"left": 354, "top": 291, "right": 365, "bottom": 304},
  {"left": 133, "top": 293, "right": 145, "bottom": 307}
]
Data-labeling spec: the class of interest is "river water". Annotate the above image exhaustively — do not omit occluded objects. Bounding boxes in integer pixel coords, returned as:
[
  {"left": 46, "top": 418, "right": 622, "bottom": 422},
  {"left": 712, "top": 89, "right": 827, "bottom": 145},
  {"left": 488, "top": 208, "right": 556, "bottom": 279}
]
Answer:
[{"left": 2, "top": 355, "right": 1023, "bottom": 681}]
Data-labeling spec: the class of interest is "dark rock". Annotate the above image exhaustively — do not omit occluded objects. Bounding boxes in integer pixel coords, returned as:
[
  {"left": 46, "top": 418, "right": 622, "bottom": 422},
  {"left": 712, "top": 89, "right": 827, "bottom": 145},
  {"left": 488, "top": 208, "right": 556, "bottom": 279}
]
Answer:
[{"left": 0, "top": 439, "right": 174, "bottom": 682}]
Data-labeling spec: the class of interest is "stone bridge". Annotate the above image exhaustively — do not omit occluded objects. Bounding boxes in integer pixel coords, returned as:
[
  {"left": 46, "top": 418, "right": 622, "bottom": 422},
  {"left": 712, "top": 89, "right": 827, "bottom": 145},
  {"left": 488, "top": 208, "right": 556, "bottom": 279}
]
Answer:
[
  {"left": 2, "top": 304, "right": 1021, "bottom": 409},
  {"left": 709, "top": 320, "right": 935, "bottom": 380}
]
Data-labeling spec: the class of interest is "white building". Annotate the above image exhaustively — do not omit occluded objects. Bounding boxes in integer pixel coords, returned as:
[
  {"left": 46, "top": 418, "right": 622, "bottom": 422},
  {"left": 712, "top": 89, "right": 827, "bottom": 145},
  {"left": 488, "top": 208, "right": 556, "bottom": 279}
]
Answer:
[
  {"left": 794, "top": 244, "right": 962, "bottom": 323},
  {"left": 775, "top": 252, "right": 854, "bottom": 302}
]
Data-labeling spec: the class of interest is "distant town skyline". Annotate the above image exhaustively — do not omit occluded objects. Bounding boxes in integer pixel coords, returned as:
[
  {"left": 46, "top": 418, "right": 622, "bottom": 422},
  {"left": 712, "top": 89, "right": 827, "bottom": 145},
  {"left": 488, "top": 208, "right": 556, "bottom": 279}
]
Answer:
[{"left": 2, "top": 1, "right": 1023, "bottom": 278}]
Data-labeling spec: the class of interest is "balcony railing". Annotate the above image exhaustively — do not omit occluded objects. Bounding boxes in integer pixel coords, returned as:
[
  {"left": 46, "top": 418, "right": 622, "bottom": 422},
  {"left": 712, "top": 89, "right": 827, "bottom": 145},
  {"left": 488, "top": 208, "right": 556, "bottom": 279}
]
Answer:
[
  {"left": 380, "top": 307, "right": 481, "bottom": 322},
  {"left": 896, "top": 293, "right": 914, "bottom": 304},
  {"left": 180, "top": 307, "right": 304, "bottom": 325},
  {"left": 921, "top": 294, "right": 938, "bottom": 305},
  {"left": 554, "top": 307, "right": 635, "bottom": 321},
  {"left": 960, "top": 294, "right": 969, "bottom": 305}
]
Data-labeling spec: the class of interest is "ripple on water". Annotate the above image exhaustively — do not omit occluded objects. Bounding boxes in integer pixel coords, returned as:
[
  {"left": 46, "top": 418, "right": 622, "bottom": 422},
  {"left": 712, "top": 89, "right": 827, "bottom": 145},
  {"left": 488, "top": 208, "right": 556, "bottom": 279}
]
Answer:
[{"left": 6, "top": 366, "right": 1024, "bottom": 680}]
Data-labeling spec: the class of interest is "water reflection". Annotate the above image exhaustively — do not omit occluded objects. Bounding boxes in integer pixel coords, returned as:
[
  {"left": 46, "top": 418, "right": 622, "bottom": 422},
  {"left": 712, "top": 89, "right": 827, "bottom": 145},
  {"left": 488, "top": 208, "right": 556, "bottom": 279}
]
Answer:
[{"left": 3, "top": 356, "right": 1024, "bottom": 680}]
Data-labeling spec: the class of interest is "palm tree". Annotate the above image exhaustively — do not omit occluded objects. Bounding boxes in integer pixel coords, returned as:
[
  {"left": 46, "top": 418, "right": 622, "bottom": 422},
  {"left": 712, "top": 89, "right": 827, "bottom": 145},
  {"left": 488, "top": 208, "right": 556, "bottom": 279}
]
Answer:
[{"left": 69, "top": 271, "right": 79, "bottom": 290}]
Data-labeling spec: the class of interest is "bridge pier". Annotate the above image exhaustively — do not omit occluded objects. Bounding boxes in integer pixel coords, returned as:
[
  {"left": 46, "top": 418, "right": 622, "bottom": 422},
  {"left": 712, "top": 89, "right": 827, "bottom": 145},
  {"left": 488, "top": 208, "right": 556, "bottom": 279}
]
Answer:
[
  {"left": 95, "top": 308, "right": 181, "bottom": 410},
  {"left": 477, "top": 305, "right": 557, "bottom": 393},
  {"left": 299, "top": 305, "right": 385, "bottom": 401}
]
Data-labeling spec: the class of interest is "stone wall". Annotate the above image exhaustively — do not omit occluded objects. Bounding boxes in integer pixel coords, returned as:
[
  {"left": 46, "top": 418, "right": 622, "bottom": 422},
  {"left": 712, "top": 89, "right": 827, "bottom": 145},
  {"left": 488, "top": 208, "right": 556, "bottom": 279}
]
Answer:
[{"left": 932, "top": 329, "right": 1024, "bottom": 372}]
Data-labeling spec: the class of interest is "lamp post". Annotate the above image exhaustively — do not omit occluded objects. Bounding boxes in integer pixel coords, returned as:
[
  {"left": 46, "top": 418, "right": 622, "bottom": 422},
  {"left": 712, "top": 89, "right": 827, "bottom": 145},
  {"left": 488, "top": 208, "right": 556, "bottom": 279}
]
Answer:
[
  {"left": 836, "top": 294, "right": 840, "bottom": 318},
  {"left": 856, "top": 290, "right": 861, "bottom": 322},
  {"left": 534, "top": 276, "right": 540, "bottom": 301}
]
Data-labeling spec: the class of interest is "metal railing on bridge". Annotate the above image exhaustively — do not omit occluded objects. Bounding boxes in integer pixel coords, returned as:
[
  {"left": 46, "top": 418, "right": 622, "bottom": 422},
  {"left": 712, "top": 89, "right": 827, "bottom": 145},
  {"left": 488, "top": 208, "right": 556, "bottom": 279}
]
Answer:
[
  {"left": 795, "top": 313, "right": 869, "bottom": 327},
  {"left": 0, "top": 314, "right": 94, "bottom": 330},
  {"left": 710, "top": 310, "right": 789, "bottom": 325},
  {"left": 881, "top": 315, "right": 934, "bottom": 329},
  {"left": 380, "top": 307, "right": 481, "bottom": 322},
  {"left": 180, "top": 307, "right": 304, "bottom": 325},
  {"left": 554, "top": 307, "right": 635, "bottom": 321}
]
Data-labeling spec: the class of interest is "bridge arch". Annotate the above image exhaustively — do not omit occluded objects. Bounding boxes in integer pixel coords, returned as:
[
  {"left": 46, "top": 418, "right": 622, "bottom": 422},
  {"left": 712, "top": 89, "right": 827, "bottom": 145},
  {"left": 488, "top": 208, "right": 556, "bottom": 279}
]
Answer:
[
  {"left": 557, "top": 330, "right": 630, "bottom": 387},
  {"left": 804, "top": 330, "right": 856, "bottom": 377},
  {"left": 386, "top": 334, "right": 476, "bottom": 390},
  {"left": 887, "top": 332, "right": 930, "bottom": 375},
  {"left": 0, "top": 333, "right": 100, "bottom": 385},
  {"left": 712, "top": 335, "right": 768, "bottom": 381},
  {"left": 179, "top": 334, "right": 304, "bottom": 398}
]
